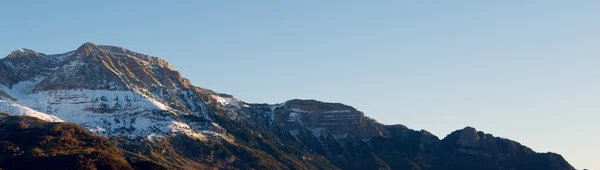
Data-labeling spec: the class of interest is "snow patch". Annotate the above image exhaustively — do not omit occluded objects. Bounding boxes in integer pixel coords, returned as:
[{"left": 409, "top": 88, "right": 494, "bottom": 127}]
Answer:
[
  {"left": 289, "top": 130, "right": 301, "bottom": 142},
  {"left": 0, "top": 100, "right": 63, "bottom": 122},
  {"left": 290, "top": 108, "right": 310, "bottom": 113},
  {"left": 0, "top": 78, "right": 182, "bottom": 138},
  {"left": 146, "top": 133, "right": 163, "bottom": 142},
  {"left": 269, "top": 103, "right": 284, "bottom": 112},
  {"left": 211, "top": 95, "right": 229, "bottom": 105},
  {"left": 47, "top": 51, "right": 74, "bottom": 62},
  {"left": 288, "top": 112, "right": 302, "bottom": 122},
  {"left": 169, "top": 121, "right": 207, "bottom": 141},
  {"left": 324, "top": 110, "right": 352, "bottom": 113},
  {"left": 309, "top": 128, "right": 329, "bottom": 138},
  {"left": 3, "top": 61, "right": 14, "bottom": 68},
  {"left": 211, "top": 95, "right": 243, "bottom": 109},
  {"left": 88, "top": 126, "right": 106, "bottom": 134}
]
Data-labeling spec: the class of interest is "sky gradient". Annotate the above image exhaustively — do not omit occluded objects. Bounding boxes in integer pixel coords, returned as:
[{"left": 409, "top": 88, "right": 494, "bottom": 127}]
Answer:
[{"left": 1, "top": 1, "right": 598, "bottom": 169}]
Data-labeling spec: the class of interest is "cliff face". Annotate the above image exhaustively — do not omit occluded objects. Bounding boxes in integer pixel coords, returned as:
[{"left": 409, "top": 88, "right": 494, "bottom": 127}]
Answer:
[{"left": 276, "top": 99, "right": 382, "bottom": 137}]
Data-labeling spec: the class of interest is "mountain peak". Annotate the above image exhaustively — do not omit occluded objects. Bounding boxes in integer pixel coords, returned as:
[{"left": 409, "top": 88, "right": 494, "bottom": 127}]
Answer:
[
  {"left": 76, "top": 41, "right": 99, "bottom": 51},
  {"left": 5, "top": 48, "right": 44, "bottom": 58},
  {"left": 456, "top": 126, "right": 481, "bottom": 147},
  {"left": 82, "top": 41, "right": 96, "bottom": 46},
  {"left": 73, "top": 42, "right": 104, "bottom": 56}
]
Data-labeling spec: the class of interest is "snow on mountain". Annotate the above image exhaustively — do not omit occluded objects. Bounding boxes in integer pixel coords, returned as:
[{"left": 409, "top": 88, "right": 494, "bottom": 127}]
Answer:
[
  {"left": 0, "top": 42, "right": 233, "bottom": 140},
  {"left": 0, "top": 43, "right": 577, "bottom": 170},
  {"left": 0, "top": 100, "right": 63, "bottom": 122},
  {"left": 0, "top": 42, "right": 395, "bottom": 145},
  {"left": 0, "top": 75, "right": 179, "bottom": 138},
  {"left": 210, "top": 94, "right": 247, "bottom": 109}
]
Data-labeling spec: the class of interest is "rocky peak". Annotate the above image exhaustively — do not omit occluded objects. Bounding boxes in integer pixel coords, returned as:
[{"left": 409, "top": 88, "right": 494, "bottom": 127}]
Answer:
[
  {"left": 5, "top": 48, "right": 45, "bottom": 58},
  {"left": 70, "top": 42, "right": 176, "bottom": 71},
  {"left": 0, "top": 48, "right": 56, "bottom": 88},
  {"left": 72, "top": 42, "right": 105, "bottom": 57},
  {"left": 79, "top": 41, "right": 98, "bottom": 49},
  {"left": 456, "top": 126, "right": 481, "bottom": 147},
  {"left": 97, "top": 45, "right": 177, "bottom": 71}
]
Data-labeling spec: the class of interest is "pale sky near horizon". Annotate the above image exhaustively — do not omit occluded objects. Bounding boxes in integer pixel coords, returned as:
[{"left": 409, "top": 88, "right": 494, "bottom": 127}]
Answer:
[{"left": 1, "top": 1, "right": 598, "bottom": 169}]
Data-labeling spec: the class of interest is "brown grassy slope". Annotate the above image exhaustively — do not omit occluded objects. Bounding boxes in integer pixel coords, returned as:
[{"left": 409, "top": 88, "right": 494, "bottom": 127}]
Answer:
[{"left": 0, "top": 113, "right": 165, "bottom": 170}]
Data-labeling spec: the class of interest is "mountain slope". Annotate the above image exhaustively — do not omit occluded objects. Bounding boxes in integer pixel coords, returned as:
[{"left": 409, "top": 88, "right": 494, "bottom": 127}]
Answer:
[
  {"left": 0, "top": 113, "right": 166, "bottom": 170},
  {"left": 0, "top": 43, "right": 575, "bottom": 170},
  {"left": 0, "top": 42, "right": 219, "bottom": 139}
]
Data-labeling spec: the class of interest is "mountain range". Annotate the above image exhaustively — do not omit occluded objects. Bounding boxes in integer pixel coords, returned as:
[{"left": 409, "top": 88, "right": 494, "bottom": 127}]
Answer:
[{"left": 0, "top": 42, "right": 575, "bottom": 170}]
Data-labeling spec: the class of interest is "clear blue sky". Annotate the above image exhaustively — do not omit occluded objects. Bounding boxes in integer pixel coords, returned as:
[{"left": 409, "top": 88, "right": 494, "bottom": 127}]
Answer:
[{"left": 1, "top": 0, "right": 598, "bottom": 169}]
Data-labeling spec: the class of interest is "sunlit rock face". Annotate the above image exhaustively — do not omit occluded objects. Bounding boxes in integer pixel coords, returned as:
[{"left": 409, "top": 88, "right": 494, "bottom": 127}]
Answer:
[{"left": 275, "top": 99, "right": 384, "bottom": 137}]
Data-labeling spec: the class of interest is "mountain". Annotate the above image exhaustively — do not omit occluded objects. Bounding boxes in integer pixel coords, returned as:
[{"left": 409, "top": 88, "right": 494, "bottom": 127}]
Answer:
[{"left": 0, "top": 42, "right": 575, "bottom": 170}]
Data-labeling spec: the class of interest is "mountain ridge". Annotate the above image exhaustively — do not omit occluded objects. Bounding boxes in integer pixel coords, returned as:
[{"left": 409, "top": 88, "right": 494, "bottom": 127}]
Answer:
[{"left": 0, "top": 42, "right": 575, "bottom": 170}]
